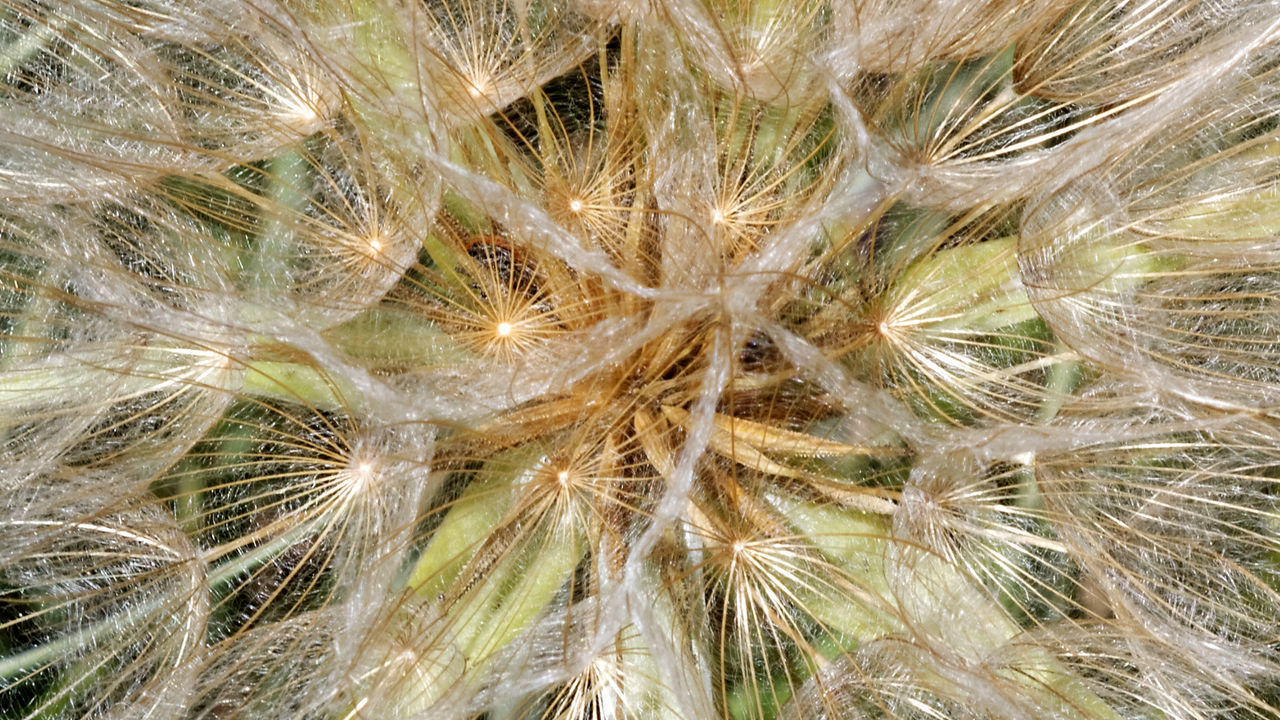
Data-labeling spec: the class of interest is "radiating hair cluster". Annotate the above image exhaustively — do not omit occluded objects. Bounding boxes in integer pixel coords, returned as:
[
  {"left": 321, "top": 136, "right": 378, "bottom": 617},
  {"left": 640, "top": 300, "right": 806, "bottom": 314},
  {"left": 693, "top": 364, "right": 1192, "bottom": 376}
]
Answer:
[{"left": 3, "top": 1, "right": 1280, "bottom": 718}]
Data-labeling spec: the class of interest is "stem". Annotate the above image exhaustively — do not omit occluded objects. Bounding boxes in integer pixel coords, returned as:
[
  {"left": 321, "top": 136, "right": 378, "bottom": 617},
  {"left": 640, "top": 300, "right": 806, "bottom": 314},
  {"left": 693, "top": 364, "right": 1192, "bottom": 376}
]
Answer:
[{"left": 247, "top": 150, "right": 311, "bottom": 292}]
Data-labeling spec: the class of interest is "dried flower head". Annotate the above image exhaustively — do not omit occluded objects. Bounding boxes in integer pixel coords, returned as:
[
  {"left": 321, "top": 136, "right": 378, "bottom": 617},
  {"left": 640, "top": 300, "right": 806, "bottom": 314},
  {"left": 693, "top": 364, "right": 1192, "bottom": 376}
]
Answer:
[{"left": 4, "top": 1, "right": 1280, "bottom": 719}]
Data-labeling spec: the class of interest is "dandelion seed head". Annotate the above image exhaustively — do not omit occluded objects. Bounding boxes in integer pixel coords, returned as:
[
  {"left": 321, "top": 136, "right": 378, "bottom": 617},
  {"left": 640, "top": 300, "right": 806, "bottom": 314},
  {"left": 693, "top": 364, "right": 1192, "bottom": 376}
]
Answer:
[
  {"left": 9, "top": 2, "right": 1280, "bottom": 719},
  {"left": 275, "top": 87, "right": 325, "bottom": 133},
  {"left": 339, "top": 458, "right": 380, "bottom": 499},
  {"left": 466, "top": 75, "right": 490, "bottom": 99}
]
